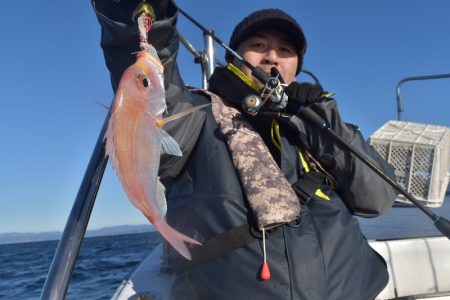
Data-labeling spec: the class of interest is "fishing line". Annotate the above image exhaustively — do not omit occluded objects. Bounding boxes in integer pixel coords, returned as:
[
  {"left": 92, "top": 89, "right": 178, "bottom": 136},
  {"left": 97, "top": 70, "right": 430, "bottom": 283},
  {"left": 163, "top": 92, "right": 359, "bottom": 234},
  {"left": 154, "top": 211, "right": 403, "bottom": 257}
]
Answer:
[{"left": 175, "top": 5, "right": 271, "bottom": 85}]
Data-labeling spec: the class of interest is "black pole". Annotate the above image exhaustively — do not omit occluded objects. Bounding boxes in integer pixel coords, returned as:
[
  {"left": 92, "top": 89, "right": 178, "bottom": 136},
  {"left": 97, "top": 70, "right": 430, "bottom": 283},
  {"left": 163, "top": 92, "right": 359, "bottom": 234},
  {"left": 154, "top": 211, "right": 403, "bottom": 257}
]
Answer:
[
  {"left": 295, "top": 107, "right": 450, "bottom": 239},
  {"left": 40, "top": 112, "right": 110, "bottom": 299}
]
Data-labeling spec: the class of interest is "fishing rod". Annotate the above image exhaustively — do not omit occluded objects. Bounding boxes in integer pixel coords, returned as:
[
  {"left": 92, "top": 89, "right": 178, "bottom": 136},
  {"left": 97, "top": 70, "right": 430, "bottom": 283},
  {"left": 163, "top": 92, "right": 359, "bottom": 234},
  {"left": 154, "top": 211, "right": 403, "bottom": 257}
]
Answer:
[
  {"left": 175, "top": 4, "right": 450, "bottom": 239},
  {"left": 262, "top": 96, "right": 450, "bottom": 238},
  {"left": 288, "top": 107, "right": 450, "bottom": 239}
]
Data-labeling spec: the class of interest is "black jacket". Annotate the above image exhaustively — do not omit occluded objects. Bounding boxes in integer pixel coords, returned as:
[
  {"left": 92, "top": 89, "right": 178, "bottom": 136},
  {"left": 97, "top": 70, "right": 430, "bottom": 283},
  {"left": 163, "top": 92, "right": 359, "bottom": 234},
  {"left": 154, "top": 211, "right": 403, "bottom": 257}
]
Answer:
[{"left": 93, "top": 1, "right": 398, "bottom": 299}]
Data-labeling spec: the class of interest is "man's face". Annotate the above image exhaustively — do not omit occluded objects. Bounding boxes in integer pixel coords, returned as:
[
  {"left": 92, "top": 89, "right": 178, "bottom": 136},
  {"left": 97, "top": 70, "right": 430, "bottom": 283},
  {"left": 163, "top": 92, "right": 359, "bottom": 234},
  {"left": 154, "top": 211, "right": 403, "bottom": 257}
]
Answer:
[{"left": 233, "top": 29, "right": 299, "bottom": 87}]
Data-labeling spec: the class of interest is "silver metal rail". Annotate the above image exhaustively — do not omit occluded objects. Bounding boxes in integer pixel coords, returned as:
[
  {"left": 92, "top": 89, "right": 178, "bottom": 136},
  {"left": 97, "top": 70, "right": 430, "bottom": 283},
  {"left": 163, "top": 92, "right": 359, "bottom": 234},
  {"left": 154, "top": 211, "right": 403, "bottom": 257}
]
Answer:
[
  {"left": 178, "top": 31, "right": 216, "bottom": 89},
  {"left": 396, "top": 73, "right": 450, "bottom": 120},
  {"left": 40, "top": 112, "right": 110, "bottom": 300},
  {"left": 178, "top": 32, "right": 203, "bottom": 63},
  {"left": 202, "top": 31, "right": 215, "bottom": 88}
]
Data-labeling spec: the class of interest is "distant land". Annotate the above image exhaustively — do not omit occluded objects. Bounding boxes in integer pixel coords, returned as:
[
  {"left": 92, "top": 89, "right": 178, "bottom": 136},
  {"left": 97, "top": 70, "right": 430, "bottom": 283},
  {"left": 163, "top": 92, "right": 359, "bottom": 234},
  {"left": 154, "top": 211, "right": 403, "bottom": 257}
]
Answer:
[{"left": 0, "top": 224, "right": 154, "bottom": 245}]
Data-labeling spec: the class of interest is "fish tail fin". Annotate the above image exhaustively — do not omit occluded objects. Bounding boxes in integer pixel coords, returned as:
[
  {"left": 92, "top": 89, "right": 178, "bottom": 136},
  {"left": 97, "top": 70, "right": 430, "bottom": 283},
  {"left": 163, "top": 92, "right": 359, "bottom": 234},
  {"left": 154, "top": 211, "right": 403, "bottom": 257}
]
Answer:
[
  {"left": 155, "top": 103, "right": 211, "bottom": 127},
  {"left": 153, "top": 220, "right": 202, "bottom": 261}
]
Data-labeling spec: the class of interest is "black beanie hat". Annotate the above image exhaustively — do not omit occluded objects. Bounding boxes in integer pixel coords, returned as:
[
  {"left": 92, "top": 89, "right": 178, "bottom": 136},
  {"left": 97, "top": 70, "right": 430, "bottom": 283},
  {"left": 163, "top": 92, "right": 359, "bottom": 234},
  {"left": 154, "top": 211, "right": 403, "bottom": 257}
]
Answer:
[{"left": 226, "top": 8, "right": 307, "bottom": 75}]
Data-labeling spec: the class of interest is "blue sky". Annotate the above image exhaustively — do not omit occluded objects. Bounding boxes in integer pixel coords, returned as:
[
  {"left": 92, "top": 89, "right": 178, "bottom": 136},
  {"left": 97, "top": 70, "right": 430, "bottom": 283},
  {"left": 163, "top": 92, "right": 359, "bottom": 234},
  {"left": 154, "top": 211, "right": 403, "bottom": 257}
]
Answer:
[{"left": 1, "top": 0, "right": 449, "bottom": 234}]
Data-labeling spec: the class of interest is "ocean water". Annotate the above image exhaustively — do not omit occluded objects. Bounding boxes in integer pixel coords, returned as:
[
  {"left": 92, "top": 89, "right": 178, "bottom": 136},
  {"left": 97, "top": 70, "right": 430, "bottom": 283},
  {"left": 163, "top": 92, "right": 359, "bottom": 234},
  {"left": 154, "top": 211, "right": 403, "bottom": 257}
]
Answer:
[
  {"left": 357, "top": 194, "right": 450, "bottom": 240},
  {"left": 0, "top": 232, "right": 161, "bottom": 299},
  {"left": 1, "top": 196, "right": 449, "bottom": 299}
]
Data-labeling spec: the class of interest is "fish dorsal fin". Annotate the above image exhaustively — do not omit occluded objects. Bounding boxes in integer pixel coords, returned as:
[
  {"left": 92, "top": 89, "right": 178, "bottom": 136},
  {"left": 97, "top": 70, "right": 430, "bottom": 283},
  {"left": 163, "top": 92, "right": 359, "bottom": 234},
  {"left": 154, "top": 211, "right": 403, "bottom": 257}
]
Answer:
[
  {"left": 156, "top": 178, "right": 167, "bottom": 216},
  {"left": 161, "top": 130, "right": 182, "bottom": 156}
]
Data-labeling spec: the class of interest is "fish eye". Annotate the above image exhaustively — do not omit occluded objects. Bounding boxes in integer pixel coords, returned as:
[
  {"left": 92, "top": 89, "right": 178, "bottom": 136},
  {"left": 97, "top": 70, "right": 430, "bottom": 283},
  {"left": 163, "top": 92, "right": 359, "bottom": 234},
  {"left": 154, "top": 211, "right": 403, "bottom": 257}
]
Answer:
[{"left": 138, "top": 74, "right": 150, "bottom": 89}]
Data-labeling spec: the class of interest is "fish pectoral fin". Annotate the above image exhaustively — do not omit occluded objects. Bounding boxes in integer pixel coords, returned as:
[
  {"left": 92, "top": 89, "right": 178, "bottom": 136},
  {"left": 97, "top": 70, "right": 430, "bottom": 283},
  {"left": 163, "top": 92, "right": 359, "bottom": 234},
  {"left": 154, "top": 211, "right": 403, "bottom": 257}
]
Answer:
[
  {"left": 161, "top": 130, "right": 182, "bottom": 156},
  {"left": 155, "top": 103, "right": 211, "bottom": 127},
  {"left": 156, "top": 178, "right": 168, "bottom": 216}
]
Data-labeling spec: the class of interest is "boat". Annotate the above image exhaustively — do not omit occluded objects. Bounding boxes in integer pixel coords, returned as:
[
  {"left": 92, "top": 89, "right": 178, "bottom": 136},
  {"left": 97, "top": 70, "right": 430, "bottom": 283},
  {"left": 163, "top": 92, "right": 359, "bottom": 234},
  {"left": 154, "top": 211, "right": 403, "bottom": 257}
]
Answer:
[
  {"left": 112, "top": 234, "right": 450, "bottom": 299},
  {"left": 40, "top": 3, "right": 450, "bottom": 300}
]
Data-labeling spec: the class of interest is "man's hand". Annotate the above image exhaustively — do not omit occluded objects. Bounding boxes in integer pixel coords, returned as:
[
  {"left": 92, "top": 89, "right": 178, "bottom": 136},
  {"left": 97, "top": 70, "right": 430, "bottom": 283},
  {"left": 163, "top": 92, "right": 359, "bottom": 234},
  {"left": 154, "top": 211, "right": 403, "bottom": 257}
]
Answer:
[{"left": 284, "top": 82, "right": 326, "bottom": 115}]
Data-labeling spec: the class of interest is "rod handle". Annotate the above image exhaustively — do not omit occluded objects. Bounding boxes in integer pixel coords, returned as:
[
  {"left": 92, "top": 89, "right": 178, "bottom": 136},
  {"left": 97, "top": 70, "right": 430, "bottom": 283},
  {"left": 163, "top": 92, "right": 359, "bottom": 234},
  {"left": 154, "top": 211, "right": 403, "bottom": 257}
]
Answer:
[{"left": 297, "top": 106, "right": 329, "bottom": 129}]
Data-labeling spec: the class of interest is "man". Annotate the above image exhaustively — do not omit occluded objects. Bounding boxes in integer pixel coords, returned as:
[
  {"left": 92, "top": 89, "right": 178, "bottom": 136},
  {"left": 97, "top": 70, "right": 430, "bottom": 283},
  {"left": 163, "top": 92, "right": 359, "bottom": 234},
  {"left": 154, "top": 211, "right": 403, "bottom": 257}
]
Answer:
[
  {"left": 226, "top": 12, "right": 301, "bottom": 87},
  {"left": 93, "top": 1, "right": 397, "bottom": 299}
]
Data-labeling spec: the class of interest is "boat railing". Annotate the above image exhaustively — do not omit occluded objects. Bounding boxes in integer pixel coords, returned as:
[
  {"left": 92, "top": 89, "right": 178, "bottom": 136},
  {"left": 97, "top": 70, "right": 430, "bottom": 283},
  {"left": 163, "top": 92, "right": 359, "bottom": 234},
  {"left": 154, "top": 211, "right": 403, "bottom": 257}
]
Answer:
[{"left": 396, "top": 73, "right": 450, "bottom": 121}]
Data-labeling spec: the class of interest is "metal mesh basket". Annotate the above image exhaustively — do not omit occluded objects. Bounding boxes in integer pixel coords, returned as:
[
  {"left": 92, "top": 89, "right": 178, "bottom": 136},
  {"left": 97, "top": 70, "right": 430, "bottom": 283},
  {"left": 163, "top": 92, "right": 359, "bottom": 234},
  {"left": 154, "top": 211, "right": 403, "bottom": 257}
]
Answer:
[{"left": 369, "top": 120, "right": 450, "bottom": 207}]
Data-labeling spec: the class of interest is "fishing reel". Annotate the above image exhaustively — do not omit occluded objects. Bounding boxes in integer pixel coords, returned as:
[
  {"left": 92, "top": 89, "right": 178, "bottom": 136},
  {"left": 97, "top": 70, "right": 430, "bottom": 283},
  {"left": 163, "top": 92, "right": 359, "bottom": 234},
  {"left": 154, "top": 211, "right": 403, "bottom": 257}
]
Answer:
[{"left": 242, "top": 67, "right": 288, "bottom": 116}]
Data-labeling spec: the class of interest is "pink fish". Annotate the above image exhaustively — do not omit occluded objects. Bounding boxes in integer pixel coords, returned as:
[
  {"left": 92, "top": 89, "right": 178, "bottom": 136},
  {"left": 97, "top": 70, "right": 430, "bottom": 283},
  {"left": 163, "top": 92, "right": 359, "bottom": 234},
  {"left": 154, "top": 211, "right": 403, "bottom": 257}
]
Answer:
[{"left": 105, "top": 49, "right": 206, "bottom": 260}]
